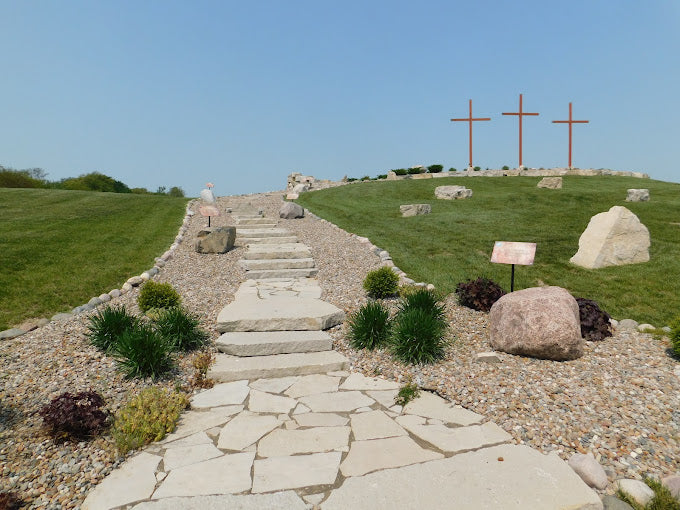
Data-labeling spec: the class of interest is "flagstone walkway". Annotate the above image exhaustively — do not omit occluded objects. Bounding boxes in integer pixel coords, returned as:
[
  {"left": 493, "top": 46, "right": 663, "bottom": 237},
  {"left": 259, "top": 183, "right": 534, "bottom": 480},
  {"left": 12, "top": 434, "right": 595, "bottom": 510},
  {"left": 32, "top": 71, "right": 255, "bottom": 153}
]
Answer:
[{"left": 82, "top": 208, "right": 604, "bottom": 510}]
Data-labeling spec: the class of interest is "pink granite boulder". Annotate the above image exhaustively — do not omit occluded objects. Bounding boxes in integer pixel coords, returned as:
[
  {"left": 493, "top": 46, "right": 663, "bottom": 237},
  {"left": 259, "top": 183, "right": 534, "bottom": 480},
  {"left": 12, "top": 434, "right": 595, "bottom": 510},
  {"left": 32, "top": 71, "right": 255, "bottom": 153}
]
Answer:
[{"left": 488, "top": 286, "right": 584, "bottom": 361}]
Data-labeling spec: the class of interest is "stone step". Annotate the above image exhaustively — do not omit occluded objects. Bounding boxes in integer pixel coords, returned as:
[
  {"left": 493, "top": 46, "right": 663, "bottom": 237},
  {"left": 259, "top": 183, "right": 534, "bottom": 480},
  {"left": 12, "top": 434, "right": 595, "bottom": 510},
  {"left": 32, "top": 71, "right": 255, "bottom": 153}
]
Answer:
[
  {"left": 236, "top": 236, "right": 298, "bottom": 246},
  {"left": 235, "top": 217, "right": 277, "bottom": 225},
  {"left": 216, "top": 330, "right": 333, "bottom": 356},
  {"left": 245, "top": 268, "right": 318, "bottom": 280},
  {"left": 243, "top": 244, "right": 312, "bottom": 260},
  {"left": 216, "top": 297, "right": 345, "bottom": 332},
  {"left": 240, "top": 258, "right": 316, "bottom": 270},
  {"left": 236, "top": 228, "right": 291, "bottom": 238},
  {"left": 209, "top": 351, "right": 349, "bottom": 382}
]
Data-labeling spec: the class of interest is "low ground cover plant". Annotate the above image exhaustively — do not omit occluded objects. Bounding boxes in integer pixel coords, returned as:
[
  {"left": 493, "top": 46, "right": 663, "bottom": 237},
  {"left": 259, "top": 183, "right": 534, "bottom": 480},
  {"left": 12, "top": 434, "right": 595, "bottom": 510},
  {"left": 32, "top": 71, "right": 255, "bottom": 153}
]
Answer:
[
  {"left": 112, "top": 386, "right": 189, "bottom": 453},
  {"left": 363, "top": 266, "right": 399, "bottom": 298},
  {"left": 137, "top": 281, "right": 181, "bottom": 313},
  {"left": 38, "top": 391, "right": 109, "bottom": 441},
  {"left": 576, "top": 297, "right": 613, "bottom": 341},
  {"left": 87, "top": 305, "right": 139, "bottom": 352},
  {"left": 455, "top": 277, "right": 506, "bottom": 312},
  {"left": 347, "top": 300, "right": 391, "bottom": 350},
  {"left": 394, "top": 379, "right": 420, "bottom": 407}
]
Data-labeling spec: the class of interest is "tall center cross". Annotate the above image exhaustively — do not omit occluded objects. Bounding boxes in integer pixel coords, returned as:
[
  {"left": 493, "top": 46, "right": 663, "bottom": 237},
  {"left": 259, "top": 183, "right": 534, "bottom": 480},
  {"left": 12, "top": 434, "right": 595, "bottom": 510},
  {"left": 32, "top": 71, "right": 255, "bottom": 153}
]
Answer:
[
  {"left": 552, "top": 102, "right": 589, "bottom": 169},
  {"left": 451, "top": 99, "right": 491, "bottom": 169},
  {"left": 502, "top": 93, "right": 539, "bottom": 168}
]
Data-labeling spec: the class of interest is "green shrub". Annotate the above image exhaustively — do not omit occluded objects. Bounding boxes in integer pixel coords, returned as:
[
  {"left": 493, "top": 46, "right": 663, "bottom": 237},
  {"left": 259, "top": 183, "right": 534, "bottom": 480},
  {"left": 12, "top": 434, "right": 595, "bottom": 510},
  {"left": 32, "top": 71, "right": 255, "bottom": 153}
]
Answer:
[
  {"left": 397, "top": 288, "right": 445, "bottom": 321},
  {"left": 394, "top": 379, "right": 420, "bottom": 407},
  {"left": 502, "top": 165, "right": 510, "bottom": 170},
  {"left": 137, "top": 281, "right": 181, "bottom": 313},
  {"left": 455, "top": 277, "right": 506, "bottom": 312},
  {"left": 427, "top": 164, "right": 443, "bottom": 173},
  {"left": 112, "top": 323, "right": 175, "bottom": 379},
  {"left": 154, "top": 307, "right": 209, "bottom": 352},
  {"left": 87, "top": 305, "right": 139, "bottom": 352},
  {"left": 347, "top": 300, "right": 392, "bottom": 350},
  {"left": 407, "top": 167, "right": 424, "bottom": 175},
  {"left": 0, "top": 169, "right": 45, "bottom": 188},
  {"left": 473, "top": 166, "right": 481, "bottom": 171},
  {"left": 112, "top": 386, "right": 189, "bottom": 453},
  {"left": 393, "top": 169, "right": 408, "bottom": 176},
  {"left": 670, "top": 317, "right": 680, "bottom": 358},
  {"left": 390, "top": 307, "right": 447, "bottom": 364},
  {"left": 377, "top": 174, "right": 387, "bottom": 179},
  {"left": 448, "top": 167, "right": 457, "bottom": 172},
  {"left": 38, "top": 391, "right": 109, "bottom": 441},
  {"left": 347, "top": 177, "right": 358, "bottom": 182},
  {"left": 363, "top": 266, "right": 399, "bottom": 298},
  {"left": 360, "top": 175, "right": 370, "bottom": 181},
  {"left": 575, "top": 297, "right": 612, "bottom": 342}
]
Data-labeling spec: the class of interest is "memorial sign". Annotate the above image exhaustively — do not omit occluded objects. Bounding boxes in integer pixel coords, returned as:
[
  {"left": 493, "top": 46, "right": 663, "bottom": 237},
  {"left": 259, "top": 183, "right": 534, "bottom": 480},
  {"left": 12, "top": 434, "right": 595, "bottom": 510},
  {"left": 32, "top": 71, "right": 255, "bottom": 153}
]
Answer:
[{"left": 491, "top": 241, "right": 536, "bottom": 291}]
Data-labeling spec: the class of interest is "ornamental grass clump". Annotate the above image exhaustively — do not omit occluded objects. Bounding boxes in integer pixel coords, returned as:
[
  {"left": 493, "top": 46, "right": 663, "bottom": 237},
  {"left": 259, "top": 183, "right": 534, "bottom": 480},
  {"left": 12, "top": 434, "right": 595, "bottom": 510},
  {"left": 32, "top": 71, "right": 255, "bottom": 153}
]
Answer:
[
  {"left": 347, "top": 300, "right": 392, "bottom": 350},
  {"left": 154, "top": 307, "right": 209, "bottom": 352},
  {"left": 670, "top": 317, "right": 680, "bottom": 358},
  {"left": 363, "top": 266, "right": 399, "bottom": 299},
  {"left": 575, "top": 297, "right": 613, "bottom": 342},
  {"left": 112, "top": 323, "right": 175, "bottom": 380},
  {"left": 455, "top": 277, "right": 506, "bottom": 312},
  {"left": 390, "top": 290, "right": 448, "bottom": 364},
  {"left": 112, "top": 386, "right": 189, "bottom": 453},
  {"left": 87, "top": 305, "right": 139, "bottom": 352},
  {"left": 137, "top": 280, "right": 181, "bottom": 313},
  {"left": 38, "top": 390, "right": 109, "bottom": 441}
]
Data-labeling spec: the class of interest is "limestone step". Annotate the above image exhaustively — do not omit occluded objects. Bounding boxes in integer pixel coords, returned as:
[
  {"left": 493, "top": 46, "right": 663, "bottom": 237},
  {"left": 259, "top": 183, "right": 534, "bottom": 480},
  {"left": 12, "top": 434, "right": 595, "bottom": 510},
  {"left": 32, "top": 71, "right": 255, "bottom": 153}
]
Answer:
[
  {"left": 243, "top": 244, "right": 312, "bottom": 260},
  {"left": 246, "top": 268, "right": 318, "bottom": 280},
  {"left": 236, "top": 236, "right": 298, "bottom": 246},
  {"left": 216, "top": 297, "right": 345, "bottom": 332},
  {"left": 209, "top": 351, "right": 349, "bottom": 381},
  {"left": 216, "top": 330, "right": 333, "bottom": 356},
  {"left": 235, "top": 223, "right": 278, "bottom": 229},
  {"left": 240, "top": 258, "right": 316, "bottom": 270},
  {"left": 236, "top": 228, "right": 291, "bottom": 238},
  {"left": 235, "top": 217, "right": 277, "bottom": 225}
]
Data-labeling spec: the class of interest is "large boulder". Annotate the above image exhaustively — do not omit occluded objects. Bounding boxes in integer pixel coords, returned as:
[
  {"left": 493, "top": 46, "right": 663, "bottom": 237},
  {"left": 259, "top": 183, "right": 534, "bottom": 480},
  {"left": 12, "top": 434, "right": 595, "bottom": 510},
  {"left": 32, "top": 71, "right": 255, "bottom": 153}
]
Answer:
[
  {"left": 489, "top": 286, "right": 584, "bottom": 361},
  {"left": 570, "top": 206, "right": 650, "bottom": 269},
  {"left": 293, "top": 183, "right": 309, "bottom": 193},
  {"left": 625, "top": 188, "right": 650, "bottom": 202},
  {"left": 537, "top": 177, "right": 562, "bottom": 189},
  {"left": 200, "top": 189, "right": 216, "bottom": 203},
  {"left": 195, "top": 227, "right": 235, "bottom": 254},
  {"left": 400, "top": 204, "right": 431, "bottom": 217},
  {"left": 280, "top": 202, "right": 304, "bottom": 219},
  {"left": 435, "top": 185, "right": 472, "bottom": 200}
]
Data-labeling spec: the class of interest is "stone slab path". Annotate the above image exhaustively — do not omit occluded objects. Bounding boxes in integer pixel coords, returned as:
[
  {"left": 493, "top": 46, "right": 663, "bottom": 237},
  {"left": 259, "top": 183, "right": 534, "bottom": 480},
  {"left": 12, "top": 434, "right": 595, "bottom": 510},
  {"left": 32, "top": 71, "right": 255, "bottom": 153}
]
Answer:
[{"left": 82, "top": 209, "right": 604, "bottom": 510}]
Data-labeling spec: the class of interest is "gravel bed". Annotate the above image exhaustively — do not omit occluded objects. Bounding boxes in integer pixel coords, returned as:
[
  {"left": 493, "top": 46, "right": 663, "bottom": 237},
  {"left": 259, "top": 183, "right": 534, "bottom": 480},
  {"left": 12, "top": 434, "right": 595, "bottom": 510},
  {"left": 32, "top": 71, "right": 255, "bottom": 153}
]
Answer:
[{"left": 1, "top": 191, "right": 678, "bottom": 507}]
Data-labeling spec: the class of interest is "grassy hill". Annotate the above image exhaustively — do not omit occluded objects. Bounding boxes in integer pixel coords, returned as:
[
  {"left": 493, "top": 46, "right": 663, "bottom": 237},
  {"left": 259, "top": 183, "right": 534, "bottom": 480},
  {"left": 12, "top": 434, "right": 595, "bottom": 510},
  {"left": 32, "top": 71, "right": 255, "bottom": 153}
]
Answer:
[
  {"left": 0, "top": 189, "right": 188, "bottom": 330},
  {"left": 296, "top": 175, "right": 680, "bottom": 327}
]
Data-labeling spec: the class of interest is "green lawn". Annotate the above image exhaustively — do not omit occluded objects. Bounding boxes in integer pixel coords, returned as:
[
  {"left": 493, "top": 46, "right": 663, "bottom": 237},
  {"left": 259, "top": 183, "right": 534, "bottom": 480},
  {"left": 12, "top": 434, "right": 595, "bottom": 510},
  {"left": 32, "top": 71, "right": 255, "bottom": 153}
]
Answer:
[
  {"left": 0, "top": 189, "right": 188, "bottom": 330},
  {"left": 296, "top": 176, "right": 680, "bottom": 327}
]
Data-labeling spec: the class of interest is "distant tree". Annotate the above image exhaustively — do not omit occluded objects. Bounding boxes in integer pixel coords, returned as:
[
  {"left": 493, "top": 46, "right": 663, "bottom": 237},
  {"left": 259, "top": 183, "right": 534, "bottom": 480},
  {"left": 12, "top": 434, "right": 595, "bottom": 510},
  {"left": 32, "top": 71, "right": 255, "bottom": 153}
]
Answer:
[
  {"left": 131, "top": 187, "right": 150, "bottom": 194},
  {"left": 0, "top": 166, "right": 47, "bottom": 188},
  {"left": 427, "top": 164, "right": 443, "bottom": 173},
  {"left": 61, "top": 172, "right": 131, "bottom": 193},
  {"left": 167, "top": 186, "right": 185, "bottom": 197},
  {"left": 156, "top": 186, "right": 167, "bottom": 195}
]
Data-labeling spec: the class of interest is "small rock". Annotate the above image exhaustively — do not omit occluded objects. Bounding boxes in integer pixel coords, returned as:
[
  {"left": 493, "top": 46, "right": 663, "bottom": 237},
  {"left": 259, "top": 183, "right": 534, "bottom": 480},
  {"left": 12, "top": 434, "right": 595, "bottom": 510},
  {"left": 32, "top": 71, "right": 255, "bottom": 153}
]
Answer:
[
  {"left": 617, "top": 319, "right": 639, "bottom": 331},
  {"left": 661, "top": 326, "right": 671, "bottom": 333},
  {"left": 98, "top": 294, "right": 111, "bottom": 303},
  {"left": 51, "top": 313, "right": 73, "bottom": 321},
  {"left": 109, "top": 289, "right": 121, "bottom": 298},
  {"left": 88, "top": 297, "right": 103, "bottom": 307},
  {"left": 121, "top": 282, "right": 132, "bottom": 292},
  {"left": 426, "top": 284, "right": 435, "bottom": 291},
  {"left": 127, "top": 276, "right": 144, "bottom": 287},
  {"left": 615, "top": 479, "right": 654, "bottom": 507},
  {"left": 610, "top": 319, "right": 619, "bottom": 328},
  {"left": 568, "top": 452, "right": 609, "bottom": 489},
  {"left": 148, "top": 267, "right": 159, "bottom": 276},
  {"left": 140, "top": 272, "right": 151, "bottom": 281},
  {"left": 601, "top": 495, "right": 634, "bottom": 510},
  {"left": 637, "top": 323, "right": 655, "bottom": 332},
  {"left": 476, "top": 352, "right": 501, "bottom": 363},
  {"left": 662, "top": 475, "right": 680, "bottom": 499},
  {"left": 154, "top": 259, "right": 166, "bottom": 268},
  {"left": 36, "top": 318, "right": 49, "bottom": 327},
  {"left": 0, "top": 328, "right": 26, "bottom": 340}
]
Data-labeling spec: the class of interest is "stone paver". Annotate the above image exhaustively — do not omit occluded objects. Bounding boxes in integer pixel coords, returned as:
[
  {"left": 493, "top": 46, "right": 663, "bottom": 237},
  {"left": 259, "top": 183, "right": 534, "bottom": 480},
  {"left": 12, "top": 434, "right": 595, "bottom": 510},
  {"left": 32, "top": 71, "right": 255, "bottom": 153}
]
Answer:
[
  {"left": 242, "top": 243, "right": 312, "bottom": 260},
  {"left": 340, "top": 436, "right": 443, "bottom": 477},
  {"left": 161, "top": 406, "right": 243, "bottom": 442},
  {"left": 210, "top": 351, "right": 348, "bottom": 381},
  {"left": 294, "top": 413, "right": 349, "bottom": 427},
  {"left": 284, "top": 374, "right": 341, "bottom": 398},
  {"left": 152, "top": 453, "right": 254, "bottom": 499},
  {"left": 403, "top": 390, "right": 484, "bottom": 426},
  {"left": 82, "top": 452, "right": 161, "bottom": 510},
  {"left": 217, "top": 330, "right": 332, "bottom": 356},
  {"left": 217, "top": 413, "right": 280, "bottom": 450},
  {"left": 257, "top": 426, "right": 350, "bottom": 457},
  {"left": 132, "top": 492, "right": 308, "bottom": 510},
  {"left": 249, "top": 376, "right": 298, "bottom": 394},
  {"left": 252, "top": 452, "right": 342, "bottom": 493},
  {"left": 350, "top": 410, "right": 408, "bottom": 440},
  {"left": 248, "top": 389, "right": 297, "bottom": 413},
  {"left": 163, "top": 443, "right": 223, "bottom": 471},
  {"left": 299, "top": 390, "right": 375, "bottom": 412},
  {"left": 189, "top": 380, "right": 249, "bottom": 408},
  {"left": 340, "top": 373, "right": 400, "bottom": 391}
]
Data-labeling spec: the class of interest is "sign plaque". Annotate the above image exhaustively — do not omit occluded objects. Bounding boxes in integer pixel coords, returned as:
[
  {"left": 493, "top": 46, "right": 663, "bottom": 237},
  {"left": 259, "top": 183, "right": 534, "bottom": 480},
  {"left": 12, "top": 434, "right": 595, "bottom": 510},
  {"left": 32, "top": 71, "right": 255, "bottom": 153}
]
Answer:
[
  {"left": 199, "top": 205, "right": 220, "bottom": 227},
  {"left": 491, "top": 241, "right": 536, "bottom": 292}
]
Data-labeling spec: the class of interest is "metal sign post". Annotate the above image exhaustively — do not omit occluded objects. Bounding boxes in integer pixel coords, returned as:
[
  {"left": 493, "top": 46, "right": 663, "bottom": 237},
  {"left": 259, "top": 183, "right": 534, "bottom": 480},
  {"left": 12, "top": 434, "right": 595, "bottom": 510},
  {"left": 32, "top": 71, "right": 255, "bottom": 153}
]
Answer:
[{"left": 490, "top": 241, "right": 537, "bottom": 292}]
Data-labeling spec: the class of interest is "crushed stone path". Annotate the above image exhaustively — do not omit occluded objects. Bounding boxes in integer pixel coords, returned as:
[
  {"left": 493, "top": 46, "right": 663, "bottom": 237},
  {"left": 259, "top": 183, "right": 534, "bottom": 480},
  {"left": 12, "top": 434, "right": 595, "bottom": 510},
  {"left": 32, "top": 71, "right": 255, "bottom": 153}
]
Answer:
[{"left": 83, "top": 208, "right": 603, "bottom": 510}]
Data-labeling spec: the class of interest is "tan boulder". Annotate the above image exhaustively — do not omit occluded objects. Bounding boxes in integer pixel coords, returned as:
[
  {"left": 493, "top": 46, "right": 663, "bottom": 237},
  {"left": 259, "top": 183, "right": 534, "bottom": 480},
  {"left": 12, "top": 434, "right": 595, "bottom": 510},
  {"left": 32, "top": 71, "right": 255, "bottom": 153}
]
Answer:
[
  {"left": 537, "top": 177, "right": 562, "bottom": 189},
  {"left": 570, "top": 206, "right": 650, "bottom": 269},
  {"left": 489, "top": 286, "right": 583, "bottom": 361},
  {"left": 399, "top": 204, "right": 431, "bottom": 217},
  {"left": 195, "top": 227, "right": 236, "bottom": 254},
  {"left": 434, "top": 185, "right": 472, "bottom": 200}
]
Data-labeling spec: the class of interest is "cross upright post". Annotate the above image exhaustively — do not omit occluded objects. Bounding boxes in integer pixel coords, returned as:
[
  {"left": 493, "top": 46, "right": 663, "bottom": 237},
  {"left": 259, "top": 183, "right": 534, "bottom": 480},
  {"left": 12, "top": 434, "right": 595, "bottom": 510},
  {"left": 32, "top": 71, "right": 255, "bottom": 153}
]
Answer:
[
  {"left": 552, "top": 102, "right": 589, "bottom": 169},
  {"left": 451, "top": 99, "right": 491, "bottom": 170},
  {"left": 502, "top": 93, "right": 539, "bottom": 168}
]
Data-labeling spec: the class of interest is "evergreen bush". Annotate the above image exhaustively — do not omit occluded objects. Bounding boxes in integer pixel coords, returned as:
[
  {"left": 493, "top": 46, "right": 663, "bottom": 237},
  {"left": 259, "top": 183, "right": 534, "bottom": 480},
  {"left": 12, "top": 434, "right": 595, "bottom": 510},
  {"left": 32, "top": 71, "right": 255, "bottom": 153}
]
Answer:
[
  {"left": 137, "top": 281, "right": 181, "bottom": 313},
  {"left": 363, "top": 266, "right": 399, "bottom": 298}
]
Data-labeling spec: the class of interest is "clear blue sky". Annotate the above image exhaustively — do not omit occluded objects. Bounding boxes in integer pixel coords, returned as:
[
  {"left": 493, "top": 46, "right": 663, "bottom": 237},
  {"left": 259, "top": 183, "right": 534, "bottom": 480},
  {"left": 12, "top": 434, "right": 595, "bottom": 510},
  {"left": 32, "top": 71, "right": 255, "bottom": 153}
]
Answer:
[{"left": 1, "top": 1, "right": 678, "bottom": 197}]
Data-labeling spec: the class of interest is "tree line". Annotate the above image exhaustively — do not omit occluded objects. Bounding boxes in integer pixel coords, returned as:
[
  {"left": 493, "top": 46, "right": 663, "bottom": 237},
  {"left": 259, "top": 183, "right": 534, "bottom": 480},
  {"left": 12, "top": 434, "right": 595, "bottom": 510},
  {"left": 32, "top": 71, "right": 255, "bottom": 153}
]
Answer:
[{"left": 0, "top": 165, "right": 185, "bottom": 197}]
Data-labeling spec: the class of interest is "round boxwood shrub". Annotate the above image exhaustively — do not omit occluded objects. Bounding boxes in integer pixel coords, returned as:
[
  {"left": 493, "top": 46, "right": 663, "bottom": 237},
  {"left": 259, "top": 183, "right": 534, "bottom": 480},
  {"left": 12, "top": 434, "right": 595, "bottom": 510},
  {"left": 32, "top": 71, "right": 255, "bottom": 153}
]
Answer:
[
  {"left": 363, "top": 267, "right": 399, "bottom": 298},
  {"left": 137, "top": 281, "right": 181, "bottom": 313},
  {"left": 575, "top": 297, "right": 612, "bottom": 342},
  {"left": 347, "top": 300, "right": 391, "bottom": 350},
  {"left": 455, "top": 277, "right": 506, "bottom": 312}
]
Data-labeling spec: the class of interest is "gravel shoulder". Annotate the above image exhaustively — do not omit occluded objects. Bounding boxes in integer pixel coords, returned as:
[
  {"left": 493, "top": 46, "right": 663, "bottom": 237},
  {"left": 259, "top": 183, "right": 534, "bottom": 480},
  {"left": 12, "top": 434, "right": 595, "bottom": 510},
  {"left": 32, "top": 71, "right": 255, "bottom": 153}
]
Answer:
[{"left": 1, "top": 191, "right": 678, "bottom": 508}]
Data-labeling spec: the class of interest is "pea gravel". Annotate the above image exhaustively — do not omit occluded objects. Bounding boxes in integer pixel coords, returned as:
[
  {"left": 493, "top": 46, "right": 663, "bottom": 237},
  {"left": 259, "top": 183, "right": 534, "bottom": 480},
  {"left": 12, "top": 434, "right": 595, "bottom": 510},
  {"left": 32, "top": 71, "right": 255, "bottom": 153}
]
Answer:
[{"left": 1, "top": 191, "right": 678, "bottom": 508}]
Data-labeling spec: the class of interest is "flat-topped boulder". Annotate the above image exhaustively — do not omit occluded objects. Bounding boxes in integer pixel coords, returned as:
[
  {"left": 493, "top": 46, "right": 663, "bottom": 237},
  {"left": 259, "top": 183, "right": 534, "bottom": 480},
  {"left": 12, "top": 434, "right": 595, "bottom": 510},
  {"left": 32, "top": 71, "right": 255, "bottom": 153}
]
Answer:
[
  {"left": 194, "top": 227, "right": 235, "bottom": 254},
  {"left": 537, "top": 177, "right": 562, "bottom": 189},
  {"left": 626, "top": 188, "right": 650, "bottom": 202},
  {"left": 435, "top": 185, "right": 472, "bottom": 200},
  {"left": 400, "top": 204, "right": 431, "bottom": 217}
]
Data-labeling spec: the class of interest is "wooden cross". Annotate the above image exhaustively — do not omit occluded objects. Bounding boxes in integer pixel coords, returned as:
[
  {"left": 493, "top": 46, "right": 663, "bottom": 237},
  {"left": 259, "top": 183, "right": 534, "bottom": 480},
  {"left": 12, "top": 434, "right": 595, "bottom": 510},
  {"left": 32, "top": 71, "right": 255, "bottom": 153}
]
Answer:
[
  {"left": 552, "top": 102, "right": 589, "bottom": 169},
  {"left": 451, "top": 99, "right": 491, "bottom": 169},
  {"left": 502, "top": 94, "right": 539, "bottom": 168}
]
